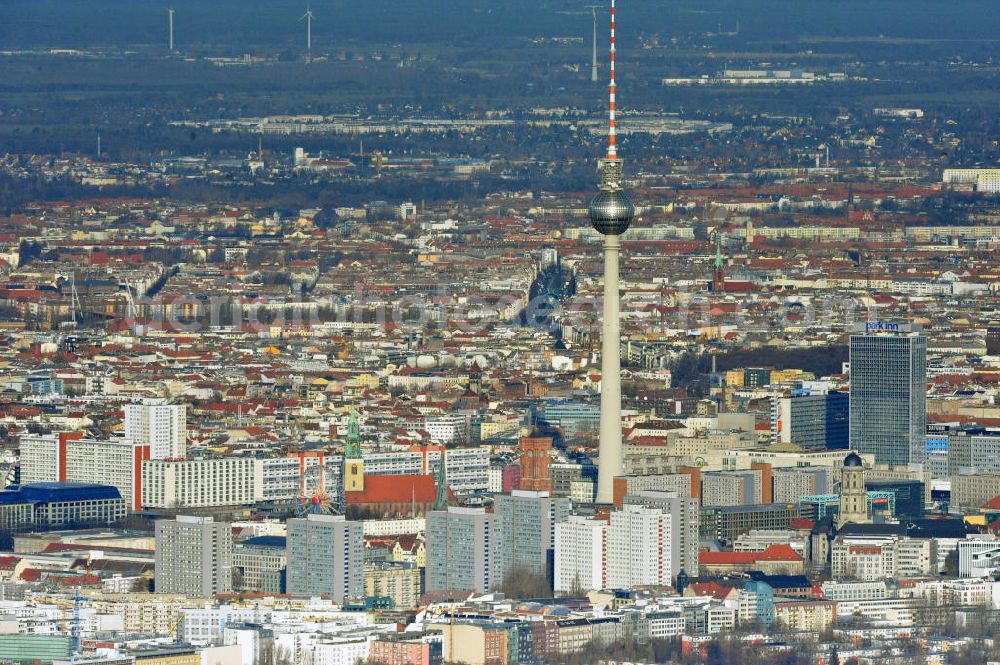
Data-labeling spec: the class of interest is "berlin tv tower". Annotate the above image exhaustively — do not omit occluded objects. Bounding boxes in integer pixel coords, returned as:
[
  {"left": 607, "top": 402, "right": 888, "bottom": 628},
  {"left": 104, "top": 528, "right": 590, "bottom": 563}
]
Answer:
[{"left": 590, "top": 0, "right": 635, "bottom": 505}]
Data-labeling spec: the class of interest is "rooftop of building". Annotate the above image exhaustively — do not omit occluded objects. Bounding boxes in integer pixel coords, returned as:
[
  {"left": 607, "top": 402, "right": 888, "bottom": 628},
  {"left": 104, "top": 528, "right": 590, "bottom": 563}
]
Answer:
[{"left": 0, "top": 482, "right": 122, "bottom": 505}]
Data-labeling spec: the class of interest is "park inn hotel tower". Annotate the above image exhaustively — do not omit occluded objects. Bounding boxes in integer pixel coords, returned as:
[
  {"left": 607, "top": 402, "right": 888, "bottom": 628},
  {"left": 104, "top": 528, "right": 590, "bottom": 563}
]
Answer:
[{"left": 849, "top": 322, "right": 927, "bottom": 466}]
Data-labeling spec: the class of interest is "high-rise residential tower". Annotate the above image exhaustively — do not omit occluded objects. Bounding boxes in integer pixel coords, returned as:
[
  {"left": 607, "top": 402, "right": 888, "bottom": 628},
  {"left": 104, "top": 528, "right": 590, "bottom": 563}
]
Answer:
[
  {"left": 286, "top": 514, "right": 364, "bottom": 603},
  {"left": 590, "top": 0, "right": 636, "bottom": 504},
  {"left": 624, "top": 490, "right": 700, "bottom": 579},
  {"left": 607, "top": 503, "right": 673, "bottom": 589},
  {"left": 554, "top": 515, "right": 607, "bottom": 593},
  {"left": 154, "top": 516, "right": 232, "bottom": 596},
  {"left": 849, "top": 323, "right": 927, "bottom": 466},
  {"left": 124, "top": 399, "right": 186, "bottom": 460},
  {"left": 426, "top": 506, "right": 497, "bottom": 594},
  {"left": 494, "top": 490, "right": 570, "bottom": 584}
]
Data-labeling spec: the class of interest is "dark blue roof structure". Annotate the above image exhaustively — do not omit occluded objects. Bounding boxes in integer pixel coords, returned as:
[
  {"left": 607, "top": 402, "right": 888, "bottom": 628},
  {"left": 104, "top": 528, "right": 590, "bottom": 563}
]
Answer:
[
  {"left": 747, "top": 572, "right": 812, "bottom": 590},
  {"left": 243, "top": 535, "right": 287, "bottom": 549},
  {"left": 0, "top": 483, "right": 122, "bottom": 506}
]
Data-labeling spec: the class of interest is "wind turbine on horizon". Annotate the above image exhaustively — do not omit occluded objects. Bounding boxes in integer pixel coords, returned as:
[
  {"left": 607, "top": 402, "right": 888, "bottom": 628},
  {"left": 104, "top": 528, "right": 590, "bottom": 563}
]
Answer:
[
  {"left": 586, "top": 5, "right": 601, "bottom": 82},
  {"left": 300, "top": 3, "right": 315, "bottom": 57},
  {"left": 167, "top": 8, "right": 175, "bottom": 52}
]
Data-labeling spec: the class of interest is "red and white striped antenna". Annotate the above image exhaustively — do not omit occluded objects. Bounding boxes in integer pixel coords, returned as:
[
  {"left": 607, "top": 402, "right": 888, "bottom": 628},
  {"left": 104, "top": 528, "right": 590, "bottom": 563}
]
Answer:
[{"left": 607, "top": 0, "right": 618, "bottom": 160}]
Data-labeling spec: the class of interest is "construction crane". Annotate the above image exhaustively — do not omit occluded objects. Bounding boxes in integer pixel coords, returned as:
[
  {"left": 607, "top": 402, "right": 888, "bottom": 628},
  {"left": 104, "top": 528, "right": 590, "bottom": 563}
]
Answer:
[
  {"left": 71, "top": 588, "right": 81, "bottom": 658},
  {"left": 167, "top": 613, "right": 185, "bottom": 639},
  {"left": 0, "top": 462, "right": 14, "bottom": 488},
  {"left": 449, "top": 611, "right": 456, "bottom": 664},
  {"left": 50, "top": 590, "right": 82, "bottom": 660}
]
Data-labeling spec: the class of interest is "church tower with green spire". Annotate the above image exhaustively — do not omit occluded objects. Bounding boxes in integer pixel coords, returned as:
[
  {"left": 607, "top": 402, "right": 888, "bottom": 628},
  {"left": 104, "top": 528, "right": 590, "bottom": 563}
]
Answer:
[
  {"left": 345, "top": 408, "right": 361, "bottom": 459},
  {"left": 344, "top": 408, "right": 364, "bottom": 493}
]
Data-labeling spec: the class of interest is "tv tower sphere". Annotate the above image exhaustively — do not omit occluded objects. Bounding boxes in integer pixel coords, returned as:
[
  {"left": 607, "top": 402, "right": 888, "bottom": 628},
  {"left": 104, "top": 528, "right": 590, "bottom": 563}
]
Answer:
[{"left": 589, "top": 187, "right": 635, "bottom": 236}]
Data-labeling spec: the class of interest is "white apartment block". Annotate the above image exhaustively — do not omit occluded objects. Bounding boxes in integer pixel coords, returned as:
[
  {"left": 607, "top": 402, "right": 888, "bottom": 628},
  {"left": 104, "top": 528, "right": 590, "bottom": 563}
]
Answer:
[
  {"left": 363, "top": 447, "right": 489, "bottom": 494},
  {"left": 619, "top": 473, "right": 692, "bottom": 498},
  {"left": 820, "top": 580, "right": 890, "bottom": 602},
  {"left": 554, "top": 516, "right": 607, "bottom": 594},
  {"left": 180, "top": 606, "right": 264, "bottom": 644},
  {"left": 958, "top": 535, "right": 1000, "bottom": 577},
  {"left": 19, "top": 434, "right": 61, "bottom": 483},
  {"left": 260, "top": 455, "right": 341, "bottom": 503},
  {"left": 19, "top": 434, "right": 150, "bottom": 511},
  {"left": 645, "top": 610, "right": 686, "bottom": 639},
  {"left": 903, "top": 578, "right": 996, "bottom": 607},
  {"left": 978, "top": 171, "right": 1000, "bottom": 193},
  {"left": 834, "top": 597, "right": 925, "bottom": 627},
  {"left": 734, "top": 529, "right": 808, "bottom": 557},
  {"left": 487, "top": 466, "right": 504, "bottom": 493},
  {"left": 142, "top": 458, "right": 264, "bottom": 508},
  {"left": 895, "top": 538, "right": 935, "bottom": 577},
  {"left": 607, "top": 503, "right": 673, "bottom": 589},
  {"left": 124, "top": 400, "right": 187, "bottom": 459},
  {"left": 259, "top": 448, "right": 490, "bottom": 502},
  {"left": 700, "top": 471, "right": 760, "bottom": 507},
  {"left": 306, "top": 639, "right": 371, "bottom": 665},
  {"left": 624, "top": 491, "right": 700, "bottom": 578},
  {"left": 569, "top": 479, "right": 597, "bottom": 504},
  {"left": 706, "top": 606, "right": 736, "bottom": 633},
  {"left": 260, "top": 456, "right": 307, "bottom": 503},
  {"left": 832, "top": 538, "right": 896, "bottom": 581},
  {"left": 832, "top": 535, "right": 935, "bottom": 581},
  {"left": 423, "top": 414, "right": 469, "bottom": 443},
  {"left": 362, "top": 517, "right": 425, "bottom": 536},
  {"left": 943, "top": 168, "right": 1000, "bottom": 186}
]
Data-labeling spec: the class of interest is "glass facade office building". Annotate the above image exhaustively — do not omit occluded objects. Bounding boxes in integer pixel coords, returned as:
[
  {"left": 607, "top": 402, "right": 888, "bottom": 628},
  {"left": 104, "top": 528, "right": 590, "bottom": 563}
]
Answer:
[
  {"left": 773, "top": 391, "right": 849, "bottom": 450},
  {"left": 849, "top": 326, "right": 927, "bottom": 466}
]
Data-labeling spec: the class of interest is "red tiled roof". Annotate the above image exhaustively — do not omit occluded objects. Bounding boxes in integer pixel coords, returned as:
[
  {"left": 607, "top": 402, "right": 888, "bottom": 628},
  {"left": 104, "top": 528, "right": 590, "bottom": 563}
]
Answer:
[
  {"left": 57, "top": 575, "right": 100, "bottom": 586},
  {"left": 700, "top": 551, "right": 757, "bottom": 565},
  {"left": 395, "top": 535, "right": 422, "bottom": 551},
  {"left": 981, "top": 495, "right": 1000, "bottom": 510},
  {"left": 756, "top": 544, "right": 802, "bottom": 561},
  {"left": 699, "top": 544, "right": 802, "bottom": 566},
  {"left": 346, "top": 474, "right": 436, "bottom": 505},
  {"left": 365, "top": 537, "right": 396, "bottom": 549},
  {"left": 687, "top": 581, "right": 734, "bottom": 600}
]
